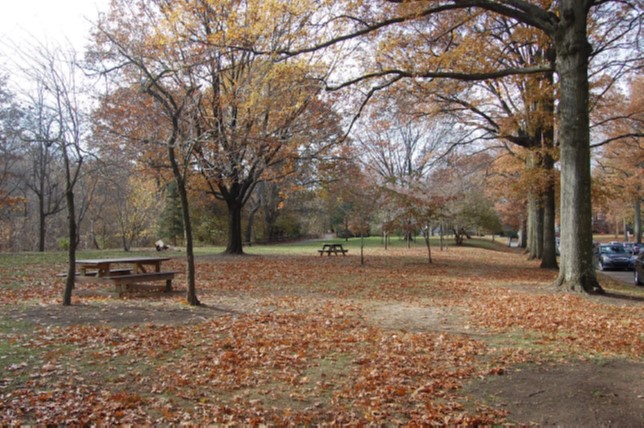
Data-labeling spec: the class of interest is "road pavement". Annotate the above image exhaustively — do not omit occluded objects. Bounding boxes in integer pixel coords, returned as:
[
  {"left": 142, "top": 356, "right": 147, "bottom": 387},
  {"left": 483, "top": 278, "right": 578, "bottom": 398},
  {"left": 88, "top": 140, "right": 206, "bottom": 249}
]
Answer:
[{"left": 598, "top": 269, "right": 636, "bottom": 286}]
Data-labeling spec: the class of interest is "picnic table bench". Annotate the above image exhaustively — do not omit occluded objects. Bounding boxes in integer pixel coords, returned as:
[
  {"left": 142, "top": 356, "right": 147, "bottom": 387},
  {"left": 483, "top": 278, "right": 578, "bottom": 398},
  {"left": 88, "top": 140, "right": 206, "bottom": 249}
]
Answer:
[
  {"left": 318, "top": 243, "right": 348, "bottom": 256},
  {"left": 72, "top": 257, "right": 177, "bottom": 295}
]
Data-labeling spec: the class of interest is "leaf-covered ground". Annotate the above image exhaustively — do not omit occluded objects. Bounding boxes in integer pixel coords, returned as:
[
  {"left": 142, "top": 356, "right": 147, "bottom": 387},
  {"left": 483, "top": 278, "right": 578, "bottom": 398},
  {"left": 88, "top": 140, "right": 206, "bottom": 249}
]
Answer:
[{"left": 1, "top": 241, "right": 642, "bottom": 425}]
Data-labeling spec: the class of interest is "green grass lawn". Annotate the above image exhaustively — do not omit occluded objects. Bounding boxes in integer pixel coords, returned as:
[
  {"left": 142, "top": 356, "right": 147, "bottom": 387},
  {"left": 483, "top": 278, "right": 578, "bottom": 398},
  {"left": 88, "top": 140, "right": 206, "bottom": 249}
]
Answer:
[{"left": 0, "top": 235, "right": 509, "bottom": 267}]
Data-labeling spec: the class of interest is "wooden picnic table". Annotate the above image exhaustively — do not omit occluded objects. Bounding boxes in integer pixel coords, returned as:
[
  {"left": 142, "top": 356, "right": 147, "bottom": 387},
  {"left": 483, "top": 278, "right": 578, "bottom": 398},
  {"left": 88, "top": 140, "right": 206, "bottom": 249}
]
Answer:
[
  {"left": 318, "top": 243, "right": 348, "bottom": 256},
  {"left": 74, "top": 256, "right": 177, "bottom": 295}
]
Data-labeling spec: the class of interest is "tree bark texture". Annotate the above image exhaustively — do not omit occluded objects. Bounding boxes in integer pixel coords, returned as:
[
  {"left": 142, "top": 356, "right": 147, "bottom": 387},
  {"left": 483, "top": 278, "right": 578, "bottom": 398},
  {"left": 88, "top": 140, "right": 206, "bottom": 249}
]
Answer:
[
  {"left": 38, "top": 198, "right": 46, "bottom": 252},
  {"left": 540, "top": 153, "right": 558, "bottom": 269},
  {"left": 225, "top": 199, "right": 245, "bottom": 255},
  {"left": 245, "top": 198, "right": 261, "bottom": 246},
  {"left": 527, "top": 191, "right": 544, "bottom": 260},
  {"left": 169, "top": 146, "right": 200, "bottom": 306},
  {"left": 62, "top": 190, "right": 77, "bottom": 306},
  {"left": 553, "top": 1, "right": 602, "bottom": 293},
  {"left": 538, "top": 62, "right": 558, "bottom": 269},
  {"left": 634, "top": 198, "right": 642, "bottom": 245},
  {"left": 179, "top": 176, "right": 199, "bottom": 305},
  {"left": 526, "top": 199, "right": 534, "bottom": 255},
  {"left": 423, "top": 230, "right": 433, "bottom": 264}
]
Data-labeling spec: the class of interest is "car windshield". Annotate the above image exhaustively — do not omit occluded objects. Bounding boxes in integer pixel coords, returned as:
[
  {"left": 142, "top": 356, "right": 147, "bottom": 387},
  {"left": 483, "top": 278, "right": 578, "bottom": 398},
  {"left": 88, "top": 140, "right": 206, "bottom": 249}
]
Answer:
[{"left": 600, "top": 246, "right": 626, "bottom": 254}]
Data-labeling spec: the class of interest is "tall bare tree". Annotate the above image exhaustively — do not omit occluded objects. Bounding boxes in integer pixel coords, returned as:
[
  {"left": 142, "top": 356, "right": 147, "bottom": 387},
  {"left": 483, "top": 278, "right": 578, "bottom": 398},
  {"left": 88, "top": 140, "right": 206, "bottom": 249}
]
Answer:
[
  {"left": 20, "top": 85, "right": 67, "bottom": 252},
  {"left": 0, "top": 75, "right": 23, "bottom": 210},
  {"left": 16, "top": 43, "right": 88, "bottom": 305}
]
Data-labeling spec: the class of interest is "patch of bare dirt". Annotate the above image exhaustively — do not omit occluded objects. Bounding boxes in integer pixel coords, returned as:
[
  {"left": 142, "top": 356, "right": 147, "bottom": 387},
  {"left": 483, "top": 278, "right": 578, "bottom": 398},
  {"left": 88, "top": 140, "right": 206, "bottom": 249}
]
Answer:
[
  {"left": 365, "top": 302, "right": 482, "bottom": 335},
  {"left": 462, "top": 359, "right": 644, "bottom": 427},
  {"left": 9, "top": 300, "right": 235, "bottom": 328},
  {"left": 365, "top": 302, "right": 643, "bottom": 426}
]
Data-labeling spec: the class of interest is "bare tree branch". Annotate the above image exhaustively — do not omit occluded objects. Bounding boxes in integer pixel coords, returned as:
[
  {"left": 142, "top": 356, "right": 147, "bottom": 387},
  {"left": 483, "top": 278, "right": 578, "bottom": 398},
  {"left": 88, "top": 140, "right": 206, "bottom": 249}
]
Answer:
[{"left": 327, "top": 64, "right": 552, "bottom": 91}]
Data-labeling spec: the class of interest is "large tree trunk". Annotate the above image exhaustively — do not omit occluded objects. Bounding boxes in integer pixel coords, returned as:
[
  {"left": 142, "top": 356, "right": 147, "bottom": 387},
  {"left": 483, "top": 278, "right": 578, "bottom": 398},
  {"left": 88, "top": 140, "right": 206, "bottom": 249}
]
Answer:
[
  {"left": 526, "top": 198, "right": 535, "bottom": 255},
  {"left": 553, "top": 1, "right": 602, "bottom": 293},
  {"left": 38, "top": 194, "right": 46, "bottom": 252},
  {"left": 540, "top": 154, "right": 558, "bottom": 269},
  {"left": 526, "top": 150, "right": 544, "bottom": 261},
  {"left": 526, "top": 193, "right": 543, "bottom": 259},
  {"left": 423, "top": 228, "right": 432, "bottom": 264},
  {"left": 539, "top": 60, "right": 558, "bottom": 270},
  {"left": 536, "top": 204, "right": 544, "bottom": 259},
  {"left": 453, "top": 227, "right": 465, "bottom": 245},
  {"left": 245, "top": 198, "right": 261, "bottom": 246},
  {"left": 225, "top": 199, "right": 245, "bottom": 254},
  {"left": 634, "top": 198, "right": 642, "bottom": 245}
]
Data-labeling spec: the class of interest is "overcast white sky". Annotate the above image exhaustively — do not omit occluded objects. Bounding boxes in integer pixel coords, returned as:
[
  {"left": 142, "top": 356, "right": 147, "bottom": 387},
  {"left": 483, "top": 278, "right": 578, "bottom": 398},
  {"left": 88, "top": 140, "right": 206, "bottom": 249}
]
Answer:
[{"left": 0, "top": 0, "right": 109, "bottom": 60}]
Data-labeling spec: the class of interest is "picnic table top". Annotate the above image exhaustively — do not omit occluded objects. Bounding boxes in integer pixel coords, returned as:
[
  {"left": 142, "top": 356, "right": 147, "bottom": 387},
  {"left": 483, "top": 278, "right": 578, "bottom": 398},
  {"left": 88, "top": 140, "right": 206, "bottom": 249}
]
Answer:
[{"left": 76, "top": 256, "right": 171, "bottom": 265}]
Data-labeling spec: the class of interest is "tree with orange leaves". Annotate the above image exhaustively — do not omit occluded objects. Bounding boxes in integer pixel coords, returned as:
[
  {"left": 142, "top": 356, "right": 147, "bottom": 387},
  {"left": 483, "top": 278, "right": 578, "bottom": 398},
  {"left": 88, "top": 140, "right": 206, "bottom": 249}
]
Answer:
[
  {"left": 594, "top": 77, "right": 644, "bottom": 244},
  {"left": 93, "top": 0, "right": 343, "bottom": 258},
  {"left": 280, "top": 0, "right": 641, "bottom": 294}
]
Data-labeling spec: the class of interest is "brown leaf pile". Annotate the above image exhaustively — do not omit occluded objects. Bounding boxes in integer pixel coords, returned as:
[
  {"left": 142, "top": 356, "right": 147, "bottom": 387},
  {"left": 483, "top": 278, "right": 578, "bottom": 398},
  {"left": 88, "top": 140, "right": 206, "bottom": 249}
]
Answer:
[
  {"left": 0, "top": 245, "right": 642, "bottom": 425},
  {"left": 470, "top": 292, "right": 644, "bottom": 358}
]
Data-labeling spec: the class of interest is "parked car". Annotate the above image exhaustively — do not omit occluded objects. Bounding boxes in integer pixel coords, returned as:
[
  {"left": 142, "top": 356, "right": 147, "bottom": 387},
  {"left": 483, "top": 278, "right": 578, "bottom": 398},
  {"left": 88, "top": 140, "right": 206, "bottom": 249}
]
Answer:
[
  {"left": 555, "top": 237, "right": 560, "bottom": 256},
  {"left": 635, "top": 251, "right": 644, "bottom": 286},
  {"left": 622, "top": 242, "right": 640, "bottom": 270},
  {"left": 593, "top": 244, "right": 632, "bottom": 271},
  {"left": 622, "top": 242, "right": 640, "bottom": 255}
]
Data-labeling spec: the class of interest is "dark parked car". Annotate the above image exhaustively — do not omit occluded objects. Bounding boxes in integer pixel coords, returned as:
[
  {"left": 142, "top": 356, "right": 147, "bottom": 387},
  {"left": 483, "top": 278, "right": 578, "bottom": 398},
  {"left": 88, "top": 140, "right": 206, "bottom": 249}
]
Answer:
[
  {"left": 635, "top": 251, "right": 644, "bottom": 286},
  {"left": 622, "top": 242, "right": 640, "bottom": 255},
  {"left": 633, "top": 252, "right": 644, "bottom": 285},
  {"left": 594, "top": 244, "right": 632, "bottom": 271},
  {"left": 623, "top": 242, "right": 640, "bottom": 270}
]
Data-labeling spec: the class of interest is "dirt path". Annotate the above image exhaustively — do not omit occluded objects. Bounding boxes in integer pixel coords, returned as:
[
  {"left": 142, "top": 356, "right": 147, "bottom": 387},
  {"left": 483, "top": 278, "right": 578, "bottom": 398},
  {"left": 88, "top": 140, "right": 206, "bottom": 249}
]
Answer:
[
  {"left": 462, "top": 359, "right": 644, "bottom": 426},
  {"left": 365, "top": 301, "right": 643, "bottom": 427}
]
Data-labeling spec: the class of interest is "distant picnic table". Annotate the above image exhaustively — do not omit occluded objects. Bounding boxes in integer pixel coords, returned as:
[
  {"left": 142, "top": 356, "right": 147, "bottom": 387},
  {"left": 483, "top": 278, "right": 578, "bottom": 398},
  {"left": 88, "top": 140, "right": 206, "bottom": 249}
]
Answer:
[
  {"left": 73, "top": 256, "right": 176, "bottom": 295},
  {"left": 318, "top": 243, "right": 348, "bottom": 256}
]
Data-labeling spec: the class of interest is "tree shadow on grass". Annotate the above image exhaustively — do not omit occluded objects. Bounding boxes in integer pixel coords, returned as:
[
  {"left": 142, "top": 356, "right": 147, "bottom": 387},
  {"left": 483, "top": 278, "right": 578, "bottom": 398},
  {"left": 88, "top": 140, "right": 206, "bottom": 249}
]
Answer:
[
  {"left": 10, "top": 300, "right": 237, "bottom": 328},
  {"left": 595, "top": 291, "right": 644, "bottom": 304}
]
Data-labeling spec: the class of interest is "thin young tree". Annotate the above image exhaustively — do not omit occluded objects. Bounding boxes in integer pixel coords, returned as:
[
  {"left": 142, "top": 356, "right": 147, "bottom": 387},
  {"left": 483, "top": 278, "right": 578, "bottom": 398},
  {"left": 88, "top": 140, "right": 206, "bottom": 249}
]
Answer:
[
  {"left": 92, "top": 0, "right": 207, "bottom": 305},
  {"left": 16, "top": 43, "right": 88, "bottom": 305},
  {"left": 20, "top": 85, "right": 67, "bottom": 252}
]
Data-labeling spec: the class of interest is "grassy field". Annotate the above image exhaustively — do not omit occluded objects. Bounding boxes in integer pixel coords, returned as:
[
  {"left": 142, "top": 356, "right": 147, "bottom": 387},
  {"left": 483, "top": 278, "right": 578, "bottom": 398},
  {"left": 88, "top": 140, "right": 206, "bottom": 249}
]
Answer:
[
  {"left": 0, "top": 235, "right": 512, "bottom": 266},
  {"left": 0, "top": 237, "right": 642, "bottom": 425}
]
